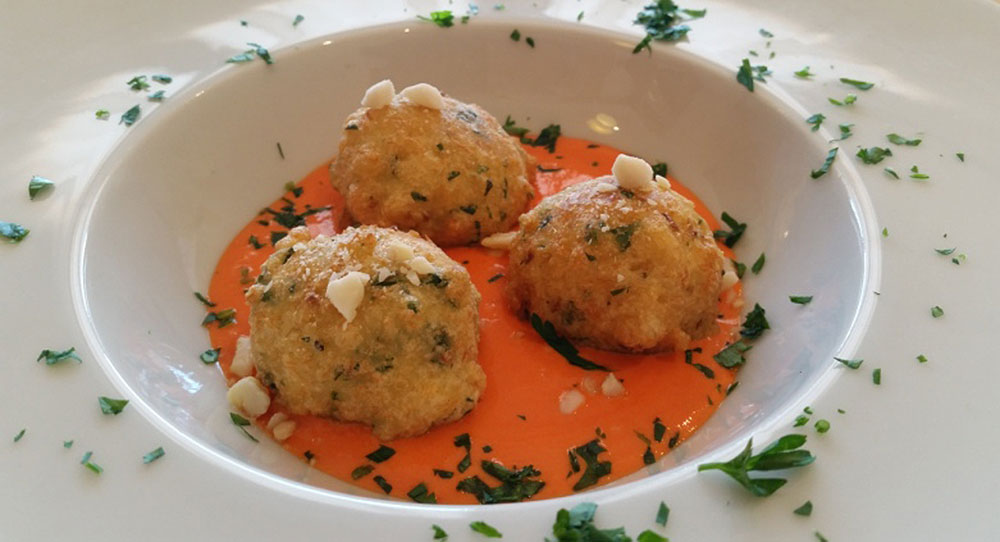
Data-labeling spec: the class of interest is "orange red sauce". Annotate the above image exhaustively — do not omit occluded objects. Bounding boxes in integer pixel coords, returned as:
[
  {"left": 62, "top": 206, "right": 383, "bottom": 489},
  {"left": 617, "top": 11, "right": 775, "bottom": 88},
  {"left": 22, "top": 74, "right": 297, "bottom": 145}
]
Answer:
[{"left": 206, "top": 137, "right": 741, "bottom": 504}]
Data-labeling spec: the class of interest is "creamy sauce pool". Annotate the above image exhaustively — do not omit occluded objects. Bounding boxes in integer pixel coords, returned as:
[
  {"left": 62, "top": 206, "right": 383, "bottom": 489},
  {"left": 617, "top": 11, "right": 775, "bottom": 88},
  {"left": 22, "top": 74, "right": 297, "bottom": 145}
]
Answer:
[{"left": 206, "top": 137, "right": 742, "bottom": 504}]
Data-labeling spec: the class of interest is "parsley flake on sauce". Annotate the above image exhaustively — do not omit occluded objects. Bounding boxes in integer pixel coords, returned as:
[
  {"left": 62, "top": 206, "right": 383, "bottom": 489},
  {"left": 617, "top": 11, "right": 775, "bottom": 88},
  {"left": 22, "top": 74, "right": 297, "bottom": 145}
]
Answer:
[
  {"left": 530, "top": 314, "right": 609, "bottom": 371},
  {"left": 407, "top": 482, "right": 438, "bottom": 504},
  {"left": 365, "top": 444, "right": 396, "bottom": 463},
  {"left": 418, "top": 10, "right": 455, "bottom": 27},
  {"left": 571, "top": 438, "right": 613, "bottom": 491},
  {"left": 810, "top": 148, "right": 838, "bottom": 179},
  {"left": 37, "top": 347, "right": 82, "bottom": 365},
  {"left": 457, "top": 460, "right": 545, "bottom": 504},
  {"left": 98, "top": 396, "right": 129, "bottom": 415},
  {"left": 531, "top": 124, "right": 561, "bottom": 153},
  {"left": 469, "top": 521, "right": 502, "bottom": 538},
  {"left": 28, "top": 176, "right": 54, "bottom": 199},
  {"left": 142, "top": 447, "right": 165, "bottom": 464},
  {"left": 697, "top": 434, "right": 815, "bottom": 496},
  {"left": 454, "top": 433, "right": 472, "bottom": 473},
  {"left": 510, "top": 29, "right": 521, "bottom": 41},
  {"left": 373, "top": 475, "right": 392, "bottom": 494}
]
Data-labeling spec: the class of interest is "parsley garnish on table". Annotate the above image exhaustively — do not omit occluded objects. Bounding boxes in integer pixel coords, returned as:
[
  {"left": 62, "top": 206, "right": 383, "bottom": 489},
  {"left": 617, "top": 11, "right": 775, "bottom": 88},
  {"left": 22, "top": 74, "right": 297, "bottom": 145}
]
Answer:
[
  {"left": 698, "top": 434, "right": 815, "bottom": 496},
  {"left": 456, "top": 459, "right": 545, "bottom": 503}
]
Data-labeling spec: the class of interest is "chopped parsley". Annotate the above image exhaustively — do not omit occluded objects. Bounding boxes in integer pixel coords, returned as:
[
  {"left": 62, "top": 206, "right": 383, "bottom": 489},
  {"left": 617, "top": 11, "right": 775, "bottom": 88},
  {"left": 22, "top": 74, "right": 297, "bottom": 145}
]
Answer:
[
  {"left": 194, "top": 292, "right": 216, "bottom": 307},
  {"left": 510, "top": 29, "right": 521, "bottom": 41},
  {"left": 230, "top": 412, "right": 258, "bottom": 442},
  {"left": 840, "top": 77, "right": 875, "bottom": 90},
  {"left": 816, "top": 531, "right": 830, "bottom": 542},
  {"left": 935, "top": 247, "right": 956, "bottom": 255},
  {"left": 454, "top": 433, "right": 472, "bottom": 472},
  {"left": 293, "top": 14, "right": 304, "bottom": 26},
  {"left": 714, "top": 340, "right": 752, "bottom": 368},
  {"left": 418, "top": 10, "right": 455, "bottom": 27},
  {"left": 751, "top": 253, "right": 766, "bottom": 274},
  {"left": 637, "top": 531, "right": 667, "bottom": 542},
  {"left": 794, "top": 500, "right": 813, "bottom": 516},
  {"left": 571, "top": 438, "right": 612, "bottom": 491},
  {"left": 656, "top": 501, "right": 670, "bottom": 526},
  {"left": 351, "top": 465, "right": 374, "bottom": 479},
  {"left": 37, "top": 347, "right": 82, "bottom": 365},
  {"left": 887, "top": 133, "right": 921, "bottom": 146},
  {"left": 917, "top": 354, "right": 929, "bottom": 363},
  {"left": 697, "top": 434, "right": 815, "bottom": 496},
  {"left": 64, "top": 440, "right": 74, "bottom": 448},
  {"left": 810, "top": 147, "right": 838, "bottom": 179},
  {"left": 98, "top": 396, "right": 129, "bottom": 415},
  {"left": 806, "top": 113, "right": 825, "bottom": 131},
  {"left": 632, "top": 0, "right": 700, "bottom": 53},
  {"left": 814, "top": 419, "right": 830, "bottom": 433},
  {"left": 684, "top": 349, "right": 715, "bottom": 379},
  {"left": 833, "top": 123, "right": 854, "bottom": 141},
  {"left": 120, "top": 104, "right": 141, "bottom": 126},
  {"left": 142, "top": 447, "right": 165, "bottom": 464},
  {"left": 202, "top": 308, "right": 237, "bottom": 328},
  {"left": 530, "top": 314, "right": 609, "bottom": 371},
  {"left": 365, "top": 444, "right": 396, "bottom": 463},
  {"left": 794, "top": 66, "right": 814, "bottom": 78},
  {"left": 432, "top": 525, "right": 448, "bottom": 540},
  {"left": 653, "top": 417, "right": 666, "bottom": 442},
  {"left": 200, "top": 348, "right": 220, "bottom": 364},
  {"left": 740, "top": 303, "right": 769, "bottom": 339},
  {"left": 909, "top": 165, "right": 930, "bottom": 180},
  {"left": 793, "top": 415, "right": 809, "bottom": 427},
  {"left": 28, "top": 176, "right": 54, "bottom": 199},
  {"left": 882, "top": 227, "right": 889, "bottom": 237},
  {"left": 283, "top": 181, "right": 302, "bottom": 197},
  {"left": 610, "top": 222, "right": 639, "bottom": 251},
  {"left": 148, "top": 90, "right": 166, "bottom": 101},
  {"left": 152, "top": 74, "right": 172, "bottom": 84},
  {"left": 736, "top": 58, "right": 755, "bottom": 91},
  {"left": 872, "top": 368, "right": 882, "bottom": 385},
  {"left": 835, "top": 357, "right": 863, "bottom": 369},
  {"left": 248, "top": 235, "right": 264, "bottom": 249},
  {"left": 459, "top": 204, "right": 477, "bottom": 215},
  {"left": 501, "top": 115, "right": 530, "bottom": 141},
  {"left": 713, "top": 212, "right": 746, "bottom": 248},
  {"left": 406, "top": 482, "right": 438, "bottom": 504},
  {"left": 525, "top": 37, "right": 535, "bottom": 48},
  {"left": 789, "top": 295, "right": 813, "bottom": 305},
  {"left": 247, "top": 42, "right": 273, "bottom": 64},
  {"left": 956, "top": 152, "right": 966, "bottom": 162},
  {"left": 884, "top": 167, "right": 900, "bottom": 179},
  {"left": 127, "top": 75, "right": 150, "bottom": 91},
  {"left": 0, "top": 220, "right": 29, "bottom": 243},
  {"left": 433, "top": 468, "right": 454, "bottom": 479},
  {"left": 828, "top": 94, "right": 857, "bottom": 106},
  {"left": 411, "top": 191, "right": 428, "bottom": 202},
  {"left": 931, "top": 305, "right": 944, "bottom": 318},
  {"left": 456, "top": 459, "right": 545, "bottom": 504},
  {"left": 531, "top": 124, "right": 561, "bottom": 153},
  {"left": 487, "top": 273, "right": 504, "bottom": 283},
  {"left": 856, "top": 146, "right": 893, "bottom": 165},
  {"left": 95, "top": 109, "right": 110, "bottom": 120},
  {"left": 469, "top": 521, "right": 502, "bottom": 538},
  {"left": 551, "top": 502, "right": 629, "bottom": 541},
  {"left": 373, "top": 475, "right": 392, "bottom": 494},
  {"left": 13, "top": 428, "right": 25, "bottom": 442},
  {"left": 80, "top": 451, "right": 103, "bottom": 474}
]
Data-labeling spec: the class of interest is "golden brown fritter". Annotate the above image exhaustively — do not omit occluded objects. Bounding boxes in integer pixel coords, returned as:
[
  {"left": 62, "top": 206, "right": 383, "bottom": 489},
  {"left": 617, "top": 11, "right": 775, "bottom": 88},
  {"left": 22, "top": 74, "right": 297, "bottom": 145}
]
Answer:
[
  {"left": 245, "top": 226, "right": 485, "bottom": 440},
  {"left": 505, "top": 177, "right": 726, "bottom": 353},
  {"left": 330, "top": 95, "right": 534, "bottom": 246}
]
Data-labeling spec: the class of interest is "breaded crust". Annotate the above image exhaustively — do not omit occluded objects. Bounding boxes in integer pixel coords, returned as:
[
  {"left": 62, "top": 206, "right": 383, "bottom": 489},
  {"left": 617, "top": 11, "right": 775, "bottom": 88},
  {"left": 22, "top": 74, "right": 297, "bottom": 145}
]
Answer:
[
  {"left": 505, "top": 177, "right": 725, "bottom": 353},
  {"left": 246, "top": 226, "right": 485, "bottom": 440},
  {"left": 330, "top": 96, "right": 534, "bottom": 246}
]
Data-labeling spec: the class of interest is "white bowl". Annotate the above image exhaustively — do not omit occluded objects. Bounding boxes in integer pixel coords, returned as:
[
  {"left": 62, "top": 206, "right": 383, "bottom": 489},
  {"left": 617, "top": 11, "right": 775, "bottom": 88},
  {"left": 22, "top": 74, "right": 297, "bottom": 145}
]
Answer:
[{"left": 73, "top": 17, "right": 877, "bottom": 511}]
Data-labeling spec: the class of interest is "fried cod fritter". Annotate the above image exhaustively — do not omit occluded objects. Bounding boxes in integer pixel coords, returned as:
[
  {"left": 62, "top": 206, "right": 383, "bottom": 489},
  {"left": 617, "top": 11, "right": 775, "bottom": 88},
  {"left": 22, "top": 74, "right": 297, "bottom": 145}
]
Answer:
[
  {"left": 330, "top": 81, "right": 535, "bottom": 246},
  {"left": 505, "top": 171, "right": 727, "bottom": 354},
  {"left": 245, "top": 225, "right": 485, "bottom": 440}
]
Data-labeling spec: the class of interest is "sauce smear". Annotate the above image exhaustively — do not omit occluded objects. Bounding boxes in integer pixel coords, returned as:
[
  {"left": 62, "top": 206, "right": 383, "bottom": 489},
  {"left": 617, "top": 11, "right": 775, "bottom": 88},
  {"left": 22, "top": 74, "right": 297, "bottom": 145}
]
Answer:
[{"left": 207, "top": 137, "right": 741, "bottom": 504}]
